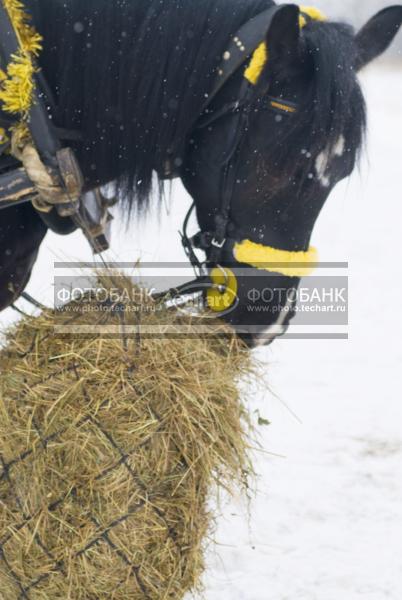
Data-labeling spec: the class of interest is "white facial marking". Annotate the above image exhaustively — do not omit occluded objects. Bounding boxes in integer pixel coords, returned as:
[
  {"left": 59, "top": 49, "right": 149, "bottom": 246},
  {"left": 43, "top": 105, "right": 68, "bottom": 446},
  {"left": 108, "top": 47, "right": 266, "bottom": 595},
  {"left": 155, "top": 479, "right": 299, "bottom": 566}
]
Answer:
[
  {"left": 315, "top": 150, "right": 331, "bottom": 188},
  {"left": 314, "top": 135, "right": 345, "bottom": 188},
  {"left": 255, "top": 293, "right": 296, "bottom": 346},
  {"left": 315, "top": 151, "right": 328, "bottom": 176},
  {"left": 334, "top": 135, "right": 345, "bottom": 157}
]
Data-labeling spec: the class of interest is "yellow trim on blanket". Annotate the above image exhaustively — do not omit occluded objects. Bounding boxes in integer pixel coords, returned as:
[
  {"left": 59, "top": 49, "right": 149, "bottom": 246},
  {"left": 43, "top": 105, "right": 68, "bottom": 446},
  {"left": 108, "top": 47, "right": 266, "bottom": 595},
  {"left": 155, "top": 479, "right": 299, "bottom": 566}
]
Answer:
[
  {"left": 0, "top": 0, "right": 43, "bottom": 116},
  {"left": 244, "top": 42, "right": 268, "bottom": 85}
]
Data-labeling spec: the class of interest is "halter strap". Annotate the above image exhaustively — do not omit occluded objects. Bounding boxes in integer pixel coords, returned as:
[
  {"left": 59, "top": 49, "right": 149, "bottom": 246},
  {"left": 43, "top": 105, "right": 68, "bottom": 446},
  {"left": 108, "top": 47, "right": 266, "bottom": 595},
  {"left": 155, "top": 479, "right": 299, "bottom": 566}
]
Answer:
[
  {"left": 178, "top": 5, "right": 326, "bottom": 332},
  {"left": 186, "top": 4, "right": 325, "bottom": 278}
]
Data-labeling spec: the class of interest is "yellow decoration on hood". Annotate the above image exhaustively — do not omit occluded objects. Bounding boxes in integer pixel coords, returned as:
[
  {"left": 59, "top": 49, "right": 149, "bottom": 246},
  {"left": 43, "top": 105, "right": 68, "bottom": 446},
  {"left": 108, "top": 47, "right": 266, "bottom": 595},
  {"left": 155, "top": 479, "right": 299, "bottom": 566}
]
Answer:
[
  {"left": 2, "top": 0, "right": 42, "bottom": 54},
  {"left": 244, "top": 4, "right": 326, "bottom": 85},
  {"left": 0, "top": 0, "right": 43, "bottom": 116},
  {"left": 244, "top": 42, "right": 268, "bottom": 85},
  {"left": 299, "top": 6, "right": 327, "bottom": 28},
  {"left": 234, "top": 239, "right": 318, "bottom": 277},
  {"left": 207, "top": 267, "right": 238, "bottom": 312},
  {"left": 0, "top": 53, "right": 36, "bottom": 115}
]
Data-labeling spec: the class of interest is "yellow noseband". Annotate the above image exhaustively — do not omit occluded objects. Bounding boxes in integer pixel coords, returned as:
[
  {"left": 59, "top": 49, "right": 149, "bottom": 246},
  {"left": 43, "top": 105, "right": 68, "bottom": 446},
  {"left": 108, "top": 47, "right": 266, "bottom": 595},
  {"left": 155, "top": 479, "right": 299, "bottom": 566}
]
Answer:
[
  {"left": 206, "top": 243, "right": 317, "bottom": 313},
  {"left": 234, "top": 240, "right": 318, "bottom": 277}
]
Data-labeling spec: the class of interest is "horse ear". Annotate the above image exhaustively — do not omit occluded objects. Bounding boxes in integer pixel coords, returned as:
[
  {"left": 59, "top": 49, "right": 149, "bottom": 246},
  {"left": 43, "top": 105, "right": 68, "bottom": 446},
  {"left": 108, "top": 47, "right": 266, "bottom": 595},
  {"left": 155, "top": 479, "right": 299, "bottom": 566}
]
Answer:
[
  {"left": 355, "top": 6, "right": 402, "bottom": 71},
  {"left": 265, "top": 4, "right": 301, "bottom": 67}
]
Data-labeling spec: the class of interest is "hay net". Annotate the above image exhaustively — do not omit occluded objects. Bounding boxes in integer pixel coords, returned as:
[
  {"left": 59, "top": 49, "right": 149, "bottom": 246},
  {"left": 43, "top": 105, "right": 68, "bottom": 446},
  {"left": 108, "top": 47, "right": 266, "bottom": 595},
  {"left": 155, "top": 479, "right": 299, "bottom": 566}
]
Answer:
[{"left": 0, "top": 280, "right": 253, "bottom": 599}]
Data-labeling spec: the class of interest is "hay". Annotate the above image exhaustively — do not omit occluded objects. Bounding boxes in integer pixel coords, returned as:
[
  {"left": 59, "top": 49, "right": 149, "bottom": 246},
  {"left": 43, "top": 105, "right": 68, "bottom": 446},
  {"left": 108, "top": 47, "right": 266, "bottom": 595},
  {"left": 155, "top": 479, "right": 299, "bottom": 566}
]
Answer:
[{"left": 0, "top": 276, "right": 254, "bottom": 599}]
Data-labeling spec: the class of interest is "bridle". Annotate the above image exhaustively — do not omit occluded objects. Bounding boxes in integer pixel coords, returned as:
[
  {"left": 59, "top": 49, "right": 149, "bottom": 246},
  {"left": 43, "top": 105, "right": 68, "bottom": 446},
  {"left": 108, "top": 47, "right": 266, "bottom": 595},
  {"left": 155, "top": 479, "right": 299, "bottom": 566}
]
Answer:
[
  {"left": 181, "top": 77, "right": 254, "bottom": 275},
  {"left": 157, "top": 6, "right": 323, "bottom": 341},
  {"left": 180, "top": 81, "right": 300, "bottom": 275},
  {"left": 182, "top": 5, "right": 290, "bottom": 273},
  {"left": 162, "top": 5, "right": 320, "bottom": 306}
]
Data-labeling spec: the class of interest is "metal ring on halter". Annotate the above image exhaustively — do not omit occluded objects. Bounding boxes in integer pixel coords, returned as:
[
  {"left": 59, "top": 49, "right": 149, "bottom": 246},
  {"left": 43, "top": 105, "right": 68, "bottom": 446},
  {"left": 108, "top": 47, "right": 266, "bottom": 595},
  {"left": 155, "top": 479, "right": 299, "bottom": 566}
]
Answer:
[{"left": 213, "top": 263, "right": 231, "bottom": 293}]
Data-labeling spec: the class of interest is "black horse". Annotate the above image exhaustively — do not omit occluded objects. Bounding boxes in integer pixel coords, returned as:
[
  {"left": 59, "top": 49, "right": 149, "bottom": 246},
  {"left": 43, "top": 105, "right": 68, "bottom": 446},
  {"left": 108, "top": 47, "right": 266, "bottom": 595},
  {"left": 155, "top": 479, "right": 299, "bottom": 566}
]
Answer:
[{"left": 1, "top": 1, "right": 401, "bottom": 345}]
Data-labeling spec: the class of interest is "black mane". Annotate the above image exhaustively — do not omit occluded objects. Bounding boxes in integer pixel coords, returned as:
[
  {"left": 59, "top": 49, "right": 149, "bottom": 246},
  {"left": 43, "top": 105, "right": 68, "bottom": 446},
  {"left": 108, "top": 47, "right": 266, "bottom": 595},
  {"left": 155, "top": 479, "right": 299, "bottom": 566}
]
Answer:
[
  {"left": 27, "top": 0, "right": 366, "bottom": 211},
  {"left": 303, "top": 21, "right": 366, "bottom": 156}
]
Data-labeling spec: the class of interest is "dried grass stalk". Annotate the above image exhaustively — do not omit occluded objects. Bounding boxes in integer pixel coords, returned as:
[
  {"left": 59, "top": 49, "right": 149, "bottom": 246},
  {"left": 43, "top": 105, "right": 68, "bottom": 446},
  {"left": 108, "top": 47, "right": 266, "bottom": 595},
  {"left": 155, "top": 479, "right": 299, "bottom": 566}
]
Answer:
[{"left": 0, "top": 277, "right": 254, "bottom": 599}]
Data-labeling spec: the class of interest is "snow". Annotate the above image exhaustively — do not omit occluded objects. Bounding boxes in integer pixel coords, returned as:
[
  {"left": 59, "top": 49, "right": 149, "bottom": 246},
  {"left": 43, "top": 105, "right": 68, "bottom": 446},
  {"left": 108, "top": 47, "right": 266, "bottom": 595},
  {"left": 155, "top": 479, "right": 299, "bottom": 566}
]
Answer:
[
  {"left": 1, "top": 62, "right": 402, "bottom": 599},
  {"left": 200, "top": 61, "right": 402, "bottom": 600}
]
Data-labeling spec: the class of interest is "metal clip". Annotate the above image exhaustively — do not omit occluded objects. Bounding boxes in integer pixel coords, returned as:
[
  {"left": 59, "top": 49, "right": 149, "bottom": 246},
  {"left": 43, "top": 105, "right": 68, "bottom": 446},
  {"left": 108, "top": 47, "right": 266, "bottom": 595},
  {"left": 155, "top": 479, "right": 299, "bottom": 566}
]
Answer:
[{"left": 211, "top": 237, "right": 226, "bottom": 249}]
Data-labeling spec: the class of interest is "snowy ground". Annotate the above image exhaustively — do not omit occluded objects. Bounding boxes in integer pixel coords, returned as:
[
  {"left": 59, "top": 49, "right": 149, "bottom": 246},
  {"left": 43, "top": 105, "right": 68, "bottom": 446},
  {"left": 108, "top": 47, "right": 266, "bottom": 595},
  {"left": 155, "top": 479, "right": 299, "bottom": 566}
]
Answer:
[{"left": 1, "top": 62, "right": 402, "bottom": 599}]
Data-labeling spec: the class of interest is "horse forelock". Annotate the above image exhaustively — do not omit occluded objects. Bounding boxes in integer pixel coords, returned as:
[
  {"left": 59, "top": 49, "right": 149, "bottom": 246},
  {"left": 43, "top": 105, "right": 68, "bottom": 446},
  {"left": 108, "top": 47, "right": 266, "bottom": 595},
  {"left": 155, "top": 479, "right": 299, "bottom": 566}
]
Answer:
[{"left": 254, "top": 19, "right": 367, "bottom": 192}]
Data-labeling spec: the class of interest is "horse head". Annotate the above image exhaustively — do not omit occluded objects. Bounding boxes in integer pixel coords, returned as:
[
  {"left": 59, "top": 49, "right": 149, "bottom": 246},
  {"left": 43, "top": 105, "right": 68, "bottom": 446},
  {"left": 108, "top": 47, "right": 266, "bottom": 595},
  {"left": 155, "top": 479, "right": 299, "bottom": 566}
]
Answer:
[{"left": 181, "top": 4, "right": 402, "bottom": 346}]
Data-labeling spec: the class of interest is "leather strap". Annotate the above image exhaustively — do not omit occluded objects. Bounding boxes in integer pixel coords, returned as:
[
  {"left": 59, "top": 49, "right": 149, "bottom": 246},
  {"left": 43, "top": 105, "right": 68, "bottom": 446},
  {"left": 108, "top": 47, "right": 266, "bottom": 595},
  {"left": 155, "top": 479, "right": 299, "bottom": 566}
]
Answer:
[{"left": 200, "top": 5, "right": 282, "bottom": 113}]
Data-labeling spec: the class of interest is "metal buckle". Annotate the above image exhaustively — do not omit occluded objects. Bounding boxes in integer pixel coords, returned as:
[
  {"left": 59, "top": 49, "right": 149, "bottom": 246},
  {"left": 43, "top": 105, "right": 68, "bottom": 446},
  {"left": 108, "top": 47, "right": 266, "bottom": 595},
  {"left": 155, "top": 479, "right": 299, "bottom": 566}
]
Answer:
[{"left": 211, "top": 237, "right": 226, "bottom": 249}]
